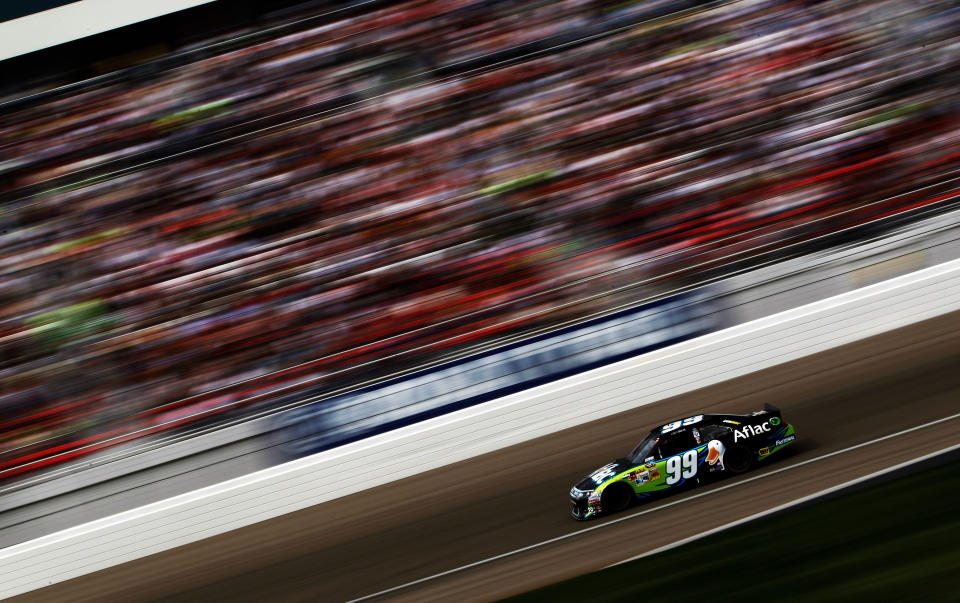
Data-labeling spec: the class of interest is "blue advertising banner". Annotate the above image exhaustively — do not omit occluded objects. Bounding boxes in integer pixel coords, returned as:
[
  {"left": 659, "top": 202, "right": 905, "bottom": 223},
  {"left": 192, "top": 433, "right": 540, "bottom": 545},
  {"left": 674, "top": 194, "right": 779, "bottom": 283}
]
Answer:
[{"left": 274, "top": 287, "right": 725, "bottom": 456}]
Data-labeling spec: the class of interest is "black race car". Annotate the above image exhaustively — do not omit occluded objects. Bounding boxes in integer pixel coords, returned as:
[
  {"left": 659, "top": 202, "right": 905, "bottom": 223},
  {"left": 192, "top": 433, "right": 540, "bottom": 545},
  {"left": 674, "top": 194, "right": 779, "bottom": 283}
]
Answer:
[{"left": 570, "top": 404, "right": 797, "bottom": 520}]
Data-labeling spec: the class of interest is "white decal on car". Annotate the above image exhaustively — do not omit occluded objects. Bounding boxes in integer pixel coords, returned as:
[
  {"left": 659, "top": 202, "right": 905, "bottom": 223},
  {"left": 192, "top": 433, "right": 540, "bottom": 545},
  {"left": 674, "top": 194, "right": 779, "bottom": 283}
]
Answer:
[
  {"left": 590, "top": 463, "right": 618, "bottom": 484},
  {"left": 733, "top": 423, "right": 772, "bottom": 442},
  {"left": 705, "top": 439, "right": 725, "bottom": 470},
  {"left": 662, "top": 415, "right": 704, "bottom": 433},
  {"left": 665, "top": 449, "right": 698, "bottom": 485}
]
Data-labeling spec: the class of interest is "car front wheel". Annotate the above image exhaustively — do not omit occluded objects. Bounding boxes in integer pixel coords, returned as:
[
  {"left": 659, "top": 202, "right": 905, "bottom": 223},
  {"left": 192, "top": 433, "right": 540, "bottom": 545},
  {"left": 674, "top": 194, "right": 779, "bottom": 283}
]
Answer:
[{"left": 600, "top": 483, "right": 632, "bottom": 514}]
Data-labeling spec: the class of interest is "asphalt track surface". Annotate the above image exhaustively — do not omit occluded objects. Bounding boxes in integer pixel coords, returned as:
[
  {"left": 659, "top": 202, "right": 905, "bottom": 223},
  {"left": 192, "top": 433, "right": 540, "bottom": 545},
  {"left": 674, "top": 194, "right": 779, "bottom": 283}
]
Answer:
[{"left": 16, "top": 309, "right": 960, "bottom": 603}]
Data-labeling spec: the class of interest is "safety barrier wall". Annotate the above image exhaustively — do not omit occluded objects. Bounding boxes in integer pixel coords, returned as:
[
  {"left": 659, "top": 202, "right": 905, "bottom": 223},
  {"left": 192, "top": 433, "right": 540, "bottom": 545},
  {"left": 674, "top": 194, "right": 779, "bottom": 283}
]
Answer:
[{"left": 3, "top": 256, "right": 960, "bottom": 597}]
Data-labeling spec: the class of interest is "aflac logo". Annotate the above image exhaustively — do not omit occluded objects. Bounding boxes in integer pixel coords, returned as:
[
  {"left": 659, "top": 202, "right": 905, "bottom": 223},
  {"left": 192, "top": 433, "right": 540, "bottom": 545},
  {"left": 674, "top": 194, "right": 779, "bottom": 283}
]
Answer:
[{"left": 733, "top": 423, "right": 772, "bottom": 442}]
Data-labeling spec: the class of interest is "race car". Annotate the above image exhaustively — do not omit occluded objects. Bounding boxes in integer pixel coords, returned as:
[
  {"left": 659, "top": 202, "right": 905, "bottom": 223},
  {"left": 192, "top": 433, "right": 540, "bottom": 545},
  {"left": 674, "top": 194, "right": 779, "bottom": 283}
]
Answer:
[{"left": 569, "top": 404, "right": 797, "bottom": 520}]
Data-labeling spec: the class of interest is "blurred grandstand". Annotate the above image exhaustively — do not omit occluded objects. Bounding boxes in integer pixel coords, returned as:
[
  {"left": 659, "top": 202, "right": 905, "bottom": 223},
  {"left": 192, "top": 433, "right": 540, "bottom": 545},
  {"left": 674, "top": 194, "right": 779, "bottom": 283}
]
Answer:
[{"left": 0, "top": 0, "right": 958, "bottom": 481}]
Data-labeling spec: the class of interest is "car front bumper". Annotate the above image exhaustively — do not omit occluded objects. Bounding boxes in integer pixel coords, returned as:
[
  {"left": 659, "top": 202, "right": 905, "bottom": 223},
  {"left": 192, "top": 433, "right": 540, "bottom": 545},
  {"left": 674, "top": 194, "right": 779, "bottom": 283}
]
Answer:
[{"left": 570, "top": 491, "right": 601, "bottom": 520}]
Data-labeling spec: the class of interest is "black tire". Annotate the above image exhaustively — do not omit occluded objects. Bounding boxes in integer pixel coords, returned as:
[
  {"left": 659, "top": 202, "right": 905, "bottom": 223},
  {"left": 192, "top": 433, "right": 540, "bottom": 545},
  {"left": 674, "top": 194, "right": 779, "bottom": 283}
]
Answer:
[
  {"left": 724, "top": 445, "right": 754, "bottom": 474},
  {"left": 600, "top": 483, "right": 633, "bottom": 514}
]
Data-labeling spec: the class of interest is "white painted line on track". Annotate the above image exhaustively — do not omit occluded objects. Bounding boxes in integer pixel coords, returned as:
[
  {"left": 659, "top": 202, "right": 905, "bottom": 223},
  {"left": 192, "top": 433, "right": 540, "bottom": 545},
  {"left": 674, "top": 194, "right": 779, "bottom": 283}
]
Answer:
[
  {"left": 347, "top": 410, "right": 960, "bottom": 602},
  {"left": 609, "top": 440, "right": 960, "bottom": 567}
]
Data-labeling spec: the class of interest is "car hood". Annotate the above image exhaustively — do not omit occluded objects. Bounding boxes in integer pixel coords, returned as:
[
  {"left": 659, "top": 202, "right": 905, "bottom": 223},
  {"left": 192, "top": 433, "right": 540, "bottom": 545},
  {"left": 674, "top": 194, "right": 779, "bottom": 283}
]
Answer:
[{"left": 575, "top": 458, "right": 634, "bottom": 491}]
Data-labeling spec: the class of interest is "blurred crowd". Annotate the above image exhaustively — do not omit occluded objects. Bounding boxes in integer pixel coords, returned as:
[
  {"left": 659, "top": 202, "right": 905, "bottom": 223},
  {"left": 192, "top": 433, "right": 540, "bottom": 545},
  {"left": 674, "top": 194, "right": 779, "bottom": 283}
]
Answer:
[{"left": 1, "top": 0, "right": 959, "bottom": 477}]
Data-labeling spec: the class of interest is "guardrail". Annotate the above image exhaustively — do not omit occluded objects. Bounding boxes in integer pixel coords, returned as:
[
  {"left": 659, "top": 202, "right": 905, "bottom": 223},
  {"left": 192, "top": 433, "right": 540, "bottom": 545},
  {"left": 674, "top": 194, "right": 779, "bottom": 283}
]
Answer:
[{"left": 3, "top": 255, "right": 960, "bottom": 598}]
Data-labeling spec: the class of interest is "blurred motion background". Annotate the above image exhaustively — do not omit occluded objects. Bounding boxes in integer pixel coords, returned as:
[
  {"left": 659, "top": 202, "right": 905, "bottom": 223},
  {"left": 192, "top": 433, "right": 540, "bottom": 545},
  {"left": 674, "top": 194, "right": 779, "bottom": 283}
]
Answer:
[{"left": 1, "top": 0, "right": 958, "bottom": 482}]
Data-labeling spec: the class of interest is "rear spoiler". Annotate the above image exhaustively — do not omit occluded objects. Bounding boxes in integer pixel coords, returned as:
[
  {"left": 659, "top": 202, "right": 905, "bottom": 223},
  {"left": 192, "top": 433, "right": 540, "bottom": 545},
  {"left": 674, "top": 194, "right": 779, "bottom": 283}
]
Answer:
[{"left": 763, "top": 403, "right": 782, "bottom": 416}]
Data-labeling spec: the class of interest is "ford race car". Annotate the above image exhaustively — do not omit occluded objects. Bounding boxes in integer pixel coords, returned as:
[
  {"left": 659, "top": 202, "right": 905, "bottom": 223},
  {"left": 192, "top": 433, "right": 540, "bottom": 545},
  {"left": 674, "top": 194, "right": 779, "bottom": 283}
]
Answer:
[{"left": 570, "top": 404, "right": 797, "bottom": 520}]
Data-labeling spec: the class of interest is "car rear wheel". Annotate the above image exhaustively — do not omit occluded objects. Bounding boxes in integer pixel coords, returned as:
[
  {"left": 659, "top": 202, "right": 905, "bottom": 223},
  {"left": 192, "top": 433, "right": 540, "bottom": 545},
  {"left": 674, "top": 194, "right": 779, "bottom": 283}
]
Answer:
[
  {"left": 724, "top": 445, "right": 754, "bottom": 474},
  {"left": 600, "top": 483, "right": 632, "bottom": 514}
]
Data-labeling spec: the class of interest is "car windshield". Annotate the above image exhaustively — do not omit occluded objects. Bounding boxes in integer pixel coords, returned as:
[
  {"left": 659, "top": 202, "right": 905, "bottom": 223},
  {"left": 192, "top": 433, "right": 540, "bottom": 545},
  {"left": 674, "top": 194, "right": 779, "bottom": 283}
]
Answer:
[{"left": 628, "top": 433, "right": 659, "bottom": 463}]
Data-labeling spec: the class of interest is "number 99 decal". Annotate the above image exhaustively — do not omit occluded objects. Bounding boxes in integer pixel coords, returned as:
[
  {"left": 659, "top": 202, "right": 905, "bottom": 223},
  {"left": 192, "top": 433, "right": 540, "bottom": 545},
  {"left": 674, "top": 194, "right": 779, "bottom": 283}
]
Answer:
[
  {"left": 661, "top": 415, "right": 704, "bottom": 433},
  {"left": 665, "top": 449, "right": 698, "bottom": 485}
]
